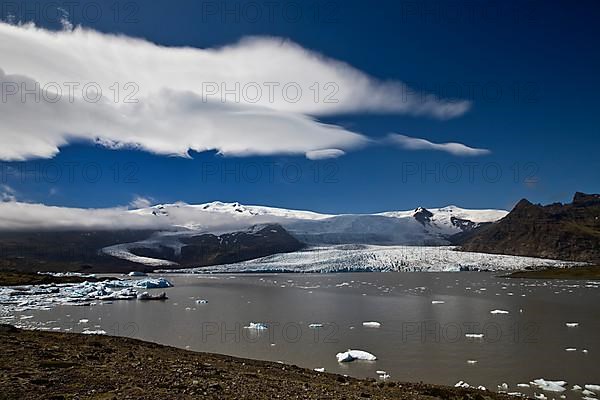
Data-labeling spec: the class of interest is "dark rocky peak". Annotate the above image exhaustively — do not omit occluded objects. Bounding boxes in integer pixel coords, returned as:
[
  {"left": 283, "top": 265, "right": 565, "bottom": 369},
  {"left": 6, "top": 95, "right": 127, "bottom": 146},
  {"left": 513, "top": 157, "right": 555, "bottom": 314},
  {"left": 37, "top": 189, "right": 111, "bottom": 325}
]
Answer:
[
  {"left": 573, "top": 192, "right": 600, "bottom": 206},
  {"left": 413, "top": 207, "right": 434, "bottom": 225}
]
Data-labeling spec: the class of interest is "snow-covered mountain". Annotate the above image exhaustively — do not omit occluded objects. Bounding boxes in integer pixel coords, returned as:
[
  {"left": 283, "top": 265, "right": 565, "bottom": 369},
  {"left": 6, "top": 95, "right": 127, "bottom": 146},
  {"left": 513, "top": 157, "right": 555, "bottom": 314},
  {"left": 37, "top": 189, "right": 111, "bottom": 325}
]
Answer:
[{"left": 129, "top": 201, "right": 508, "bottom": 245}]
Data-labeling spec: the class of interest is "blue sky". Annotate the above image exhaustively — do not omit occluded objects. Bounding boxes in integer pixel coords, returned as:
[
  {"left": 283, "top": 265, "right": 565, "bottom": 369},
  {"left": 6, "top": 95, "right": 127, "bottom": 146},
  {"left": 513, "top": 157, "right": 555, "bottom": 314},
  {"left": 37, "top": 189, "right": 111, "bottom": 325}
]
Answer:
[{"left": 0, "top": 0, "right": 599, "bottom": 213}]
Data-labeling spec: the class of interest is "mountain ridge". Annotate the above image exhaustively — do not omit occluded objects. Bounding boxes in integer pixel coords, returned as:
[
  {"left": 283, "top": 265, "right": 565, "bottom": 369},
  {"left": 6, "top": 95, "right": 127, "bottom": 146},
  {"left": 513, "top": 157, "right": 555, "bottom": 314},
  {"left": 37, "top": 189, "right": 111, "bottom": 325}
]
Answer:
[{"left": 458, "top": 192, "right": 600, "bottom": 263}]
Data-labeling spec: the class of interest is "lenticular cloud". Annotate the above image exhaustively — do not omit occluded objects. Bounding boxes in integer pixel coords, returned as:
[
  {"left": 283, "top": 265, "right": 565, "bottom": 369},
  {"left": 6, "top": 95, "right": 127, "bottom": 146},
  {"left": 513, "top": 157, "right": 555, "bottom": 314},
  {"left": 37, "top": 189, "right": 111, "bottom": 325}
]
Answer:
[{"left": 0, "top": 22, "right": 470, "bottom": 161}]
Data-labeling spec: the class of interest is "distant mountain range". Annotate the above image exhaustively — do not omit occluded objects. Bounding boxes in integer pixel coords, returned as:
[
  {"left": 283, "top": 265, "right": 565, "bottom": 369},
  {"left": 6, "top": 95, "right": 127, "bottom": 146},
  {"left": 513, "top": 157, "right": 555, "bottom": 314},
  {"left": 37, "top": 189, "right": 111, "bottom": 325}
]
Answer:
[
  {"left": 458, "top": 192, "right": 600, "bottom": 264},
  {"left": 0, "top": 201, "right": 507, "bottom": 272},
  {"left": 2, "top": 194, "right": 598, "bottom": 272}
]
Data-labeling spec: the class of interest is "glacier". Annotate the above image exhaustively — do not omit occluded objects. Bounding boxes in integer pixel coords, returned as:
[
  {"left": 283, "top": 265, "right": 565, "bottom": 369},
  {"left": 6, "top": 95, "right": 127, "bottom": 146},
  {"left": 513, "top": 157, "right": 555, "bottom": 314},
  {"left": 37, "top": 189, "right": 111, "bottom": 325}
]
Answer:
[{"left": 164, "top": 245, "right": 580, "bottom": 274}]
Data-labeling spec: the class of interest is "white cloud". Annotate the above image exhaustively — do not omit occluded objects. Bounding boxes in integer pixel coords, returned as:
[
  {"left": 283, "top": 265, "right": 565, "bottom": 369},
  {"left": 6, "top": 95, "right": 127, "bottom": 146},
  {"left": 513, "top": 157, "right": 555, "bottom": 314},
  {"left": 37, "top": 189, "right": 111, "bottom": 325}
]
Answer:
[
  {"left": 0, "top": 22, "right": 471, "bottom": 161},
  {"left": 305, "top": 149, "right": 346, "bottom": 160},
  {"left": 387, "top": 134, "right": 491, "bottom": 156},
  {"left": 129, "top": 196, "right": 153, "bottom": 209}
]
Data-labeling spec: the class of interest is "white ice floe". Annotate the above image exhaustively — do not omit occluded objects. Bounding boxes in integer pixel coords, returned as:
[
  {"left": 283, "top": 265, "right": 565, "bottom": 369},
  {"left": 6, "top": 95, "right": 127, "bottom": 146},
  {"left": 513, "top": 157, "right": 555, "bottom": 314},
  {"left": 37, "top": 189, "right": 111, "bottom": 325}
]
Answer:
[
  {"left": 455, "top": 381, "right": 471, "bottom": 388},
  {"left": 377, "top": 371, "right": 390, "bottom": 380},
  {"left": 244, "top": 322, "right": 268, "bottom": 330},
  {"left": 0, "top": 277, "right": 175, "bottom": 315},
  {"left": 490, "top": 309, "right": 510, "bottom": 314},
  {"left": 128, "top": 271, "right": 147, "bottom": 277},
  {"left": 431, "top": 300, "right": 445, "bottom": 304},
  {"left": 314, "top": 368, "right": 325, "bottom": 373},
  {"left": 565, "top": 322, "right": 579, "bottom": 327},
  {"left": 465, "top": 333, "right": 484, "bottom": 339},
  {"left": 582, "top": 390, "right": 596, "bottom": 397},
  {"left": 82, "top": 329, "right": 107, "bottom": 335},
  {"left": 572, "top": 385, "right": 583, "bottom": 391},
  {"left": 336, "top": 350, "right": 377, "bottom": 363},
  {"left": 362, "top": 321, "right": 381, "bottom": 328},
  {"left": 467, "top": 360, "right": 478, "bottom": 364},
  {"left": 78, "top": 319, "right": 89, "bottom": 324},
  {"left": 565, "top": 348, "right": 577, "bottom": 352},
  {"left": 530, "top": 379, "right": 567, "bottom": 392},
  {"left": 585, "top": 385, "right": 600, "bottom": 391},
  {"left": 534, "top": 393, "right": 547, "bottom": 400},
  {"left": 517, "top": 384, "right": 530, "bottom": 388},
  {"left": 498, "top": 383, "right": 509, "bottom": 391},
  {"left": 308, "top": 323, "right": 323, "bottom": 329}
]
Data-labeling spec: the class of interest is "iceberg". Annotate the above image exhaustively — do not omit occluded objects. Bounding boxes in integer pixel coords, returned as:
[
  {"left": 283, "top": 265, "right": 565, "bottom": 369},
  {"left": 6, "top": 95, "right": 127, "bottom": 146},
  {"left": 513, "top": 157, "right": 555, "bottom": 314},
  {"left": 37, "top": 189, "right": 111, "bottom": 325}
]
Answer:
[
  {"left": 490, "top": 309, "right": 509, "bottom": 314},
  {"left": 565, "top": 322, "right": 579, "bottom": 327},
  {"left": 134, "top": 278, "right": 173, "bottom": 289},
  {"left": 244, "top": 322, "right": 268, "bottom": 330},
  {"left": 82, "top": 329, "right": 107, "bottom": 335},
  {"left": 585, "top": 385, "right": 600, "bottom": 391},
  {"left": 128, "top": 271, "right": 147, "bottom": 277},
  {"left": 530, "top": 379, "right": 567, "bottom": 392},
  {"left": 137, "top": 291, "right": 168, "bottom": 300},
  {"left": 313, "top": 368, "right": 325, "bottom": 373},
  {"left": 336, "top": 349, "right": 377, "bottom": 363},
  {"left": 362, "top": 321, "right": 381, "bottom": 328},
  {"left": 465, "top": 333, "right": 484, "bottom": 339}
]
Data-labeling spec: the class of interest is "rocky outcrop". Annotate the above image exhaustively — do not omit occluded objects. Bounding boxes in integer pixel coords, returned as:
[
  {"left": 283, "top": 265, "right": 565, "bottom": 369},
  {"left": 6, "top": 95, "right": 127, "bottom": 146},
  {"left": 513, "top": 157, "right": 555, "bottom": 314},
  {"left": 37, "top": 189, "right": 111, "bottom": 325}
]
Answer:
[{"left": 458, "top": 193, "right": 600, "bottom": 263}]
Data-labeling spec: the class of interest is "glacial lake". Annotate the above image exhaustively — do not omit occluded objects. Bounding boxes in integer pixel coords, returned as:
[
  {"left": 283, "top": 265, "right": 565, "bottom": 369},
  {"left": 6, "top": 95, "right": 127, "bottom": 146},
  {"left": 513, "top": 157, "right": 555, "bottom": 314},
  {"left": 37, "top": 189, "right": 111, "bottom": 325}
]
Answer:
[{"left": 7, "top": 272, "right": 600, "bottom": 397}]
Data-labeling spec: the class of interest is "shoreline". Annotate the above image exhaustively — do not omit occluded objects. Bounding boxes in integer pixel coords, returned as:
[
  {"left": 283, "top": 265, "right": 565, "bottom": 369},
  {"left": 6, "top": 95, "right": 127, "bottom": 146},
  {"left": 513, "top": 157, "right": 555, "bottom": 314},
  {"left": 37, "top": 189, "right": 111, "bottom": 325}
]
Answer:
[{"left": 1, "top": 324, "right": 514, "bottom": 400}]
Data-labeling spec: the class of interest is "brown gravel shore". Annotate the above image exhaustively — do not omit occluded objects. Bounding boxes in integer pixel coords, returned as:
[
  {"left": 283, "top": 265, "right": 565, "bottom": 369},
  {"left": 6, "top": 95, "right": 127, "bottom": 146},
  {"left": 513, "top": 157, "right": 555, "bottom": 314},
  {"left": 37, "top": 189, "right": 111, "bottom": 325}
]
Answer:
[{"left": 0, "top": 325, "right": 519, "bottom": 400}]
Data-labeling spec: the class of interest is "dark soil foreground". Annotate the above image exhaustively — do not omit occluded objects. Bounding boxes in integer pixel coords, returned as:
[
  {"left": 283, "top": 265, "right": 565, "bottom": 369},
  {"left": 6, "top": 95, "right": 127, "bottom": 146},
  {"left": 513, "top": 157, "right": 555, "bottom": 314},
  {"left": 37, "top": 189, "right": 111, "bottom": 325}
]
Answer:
[{"left": 0, "top": 325, "right": 516, "bottom": 400}]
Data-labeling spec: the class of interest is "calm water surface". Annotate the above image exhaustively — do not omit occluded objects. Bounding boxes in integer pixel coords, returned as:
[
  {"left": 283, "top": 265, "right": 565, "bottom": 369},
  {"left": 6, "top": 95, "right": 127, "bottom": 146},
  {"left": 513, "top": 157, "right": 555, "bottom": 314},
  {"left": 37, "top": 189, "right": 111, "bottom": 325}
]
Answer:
[{"left": 12, "top": 272, "right": 600, "bottom": 397}]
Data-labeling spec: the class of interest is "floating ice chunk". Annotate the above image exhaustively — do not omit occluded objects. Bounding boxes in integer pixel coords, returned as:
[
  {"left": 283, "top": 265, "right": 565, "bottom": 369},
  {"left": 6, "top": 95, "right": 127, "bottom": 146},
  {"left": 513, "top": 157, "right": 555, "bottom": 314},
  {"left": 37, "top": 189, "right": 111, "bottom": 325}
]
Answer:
[
  {"left": 508, "top": 392, "right": 525, "bottom": 397},
  {"left": 196, "top": 299, "right": 208, "bottom": 304},
  {"left": 566, "top": 322, "right": 579, "bottom": 327},
  {"left": 362, "top": 321, "right": 381, "bottom": 328},
  {"left": 490, "top": 309, "right": 510, "bottom": 314},
  {"left": 582, "top": 349, "right": 589, "bottom": 354},
  {"left": 314, "top": 368, "right": 325, "bottom": 373},
  {"left": 376, "top": 370, "right": 387, "bottom": 374},
  {"left": 565, "top": 348, "right": 577, "bottom": 352},
  {"left": 455, "top": 381, "right": 471, "bottom": 388},
  {"left": 477, "top": 386, "right": 487, "bottom": 391},
  {"left": 465, "top": 333, "right": 484, "bottom": 339},
  {"left": 82, "top": 329, "right": 107, "bottom": 335},
  {"left": 534, "top": 393, "right": 547, "bottom": 400},
  {"left": 530, "top": 379, "right": 567, "bottom": 392},
  {"left": 308, "top": 323, "right": 323, "bottom": 329},
  {"left": 244, "top": 322, "right": 268, "bottom": 330},
  {"left": 583, "top": 397, "right": 597, "bottom": 400},
  {"left": 20, "top": 315, "right": 34, "bottom": 320},
  {"left": 78, "top": 319, "right": 89, "bottom": 324},
  {"left": 582, "top": 390, "right": 596, "bottom": 397},
  {"left": 378, "top": 373, "right": 390, "bottom": 380},
  {"left": 137, "top": 291, "right": 167, "bottom": 300},
  {"left": 467, "top": 360, "right": 478, "bottom": 364},
  {"left": 128, "top": 271, "right": 147, "bottom": 277},
  {"left": 431, "top": 300, "right": 445, "bottom": 304},
  {"left": 585, "top": 385, "right": 600, "bottom": 391},
  {"left": 518, "top": 384, "right": 530, "bottom": 388},
  {"left": 336, "top": 349, "right": 377, "bottom": 363},
  {"left": 572, "top": 385, "right": 582, "bottom": 391},
  {"left": 498, "top": 383, "right": 509, "bottom": 390},
  {"left": 134, "top": 278, "right": 173, "bottom": 289}
]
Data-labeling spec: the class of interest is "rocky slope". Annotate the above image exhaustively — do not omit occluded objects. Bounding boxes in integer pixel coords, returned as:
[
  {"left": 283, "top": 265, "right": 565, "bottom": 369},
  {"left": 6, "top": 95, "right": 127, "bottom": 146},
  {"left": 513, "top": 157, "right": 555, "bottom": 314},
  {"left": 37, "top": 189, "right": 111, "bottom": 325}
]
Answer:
[
  {"left": 0, "top": 325, "right": 515, "bottom": 400},
  {"left": 459, "top": 193, "right": 600, "bottom": 263}
]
